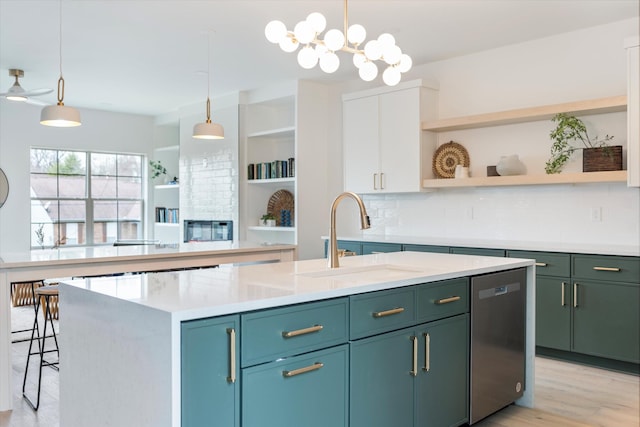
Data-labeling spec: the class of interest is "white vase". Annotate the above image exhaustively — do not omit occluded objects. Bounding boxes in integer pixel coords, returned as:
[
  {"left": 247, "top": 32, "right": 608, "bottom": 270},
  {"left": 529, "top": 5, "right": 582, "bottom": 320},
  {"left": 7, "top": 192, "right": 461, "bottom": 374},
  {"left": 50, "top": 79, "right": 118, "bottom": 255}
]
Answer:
[{"left": 496, "top": 155, "right": 525, "bottom": 176}]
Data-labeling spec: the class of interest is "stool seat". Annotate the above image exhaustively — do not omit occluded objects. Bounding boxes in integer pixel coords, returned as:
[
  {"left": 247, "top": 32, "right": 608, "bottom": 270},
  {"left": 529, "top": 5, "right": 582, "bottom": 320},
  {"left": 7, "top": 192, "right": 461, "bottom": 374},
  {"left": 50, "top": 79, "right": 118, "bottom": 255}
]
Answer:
[{"left": 34, "top": 285, "right": 59, "bottom": 296}]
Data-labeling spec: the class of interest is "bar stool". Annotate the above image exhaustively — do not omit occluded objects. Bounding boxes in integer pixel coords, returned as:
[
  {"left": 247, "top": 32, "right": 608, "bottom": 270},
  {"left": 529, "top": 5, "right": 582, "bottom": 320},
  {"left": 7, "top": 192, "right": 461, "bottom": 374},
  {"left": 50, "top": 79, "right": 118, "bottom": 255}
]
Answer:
[
  {"left": 22, "top": 285, "right": 59, "bottom": 411},
  {"left": 10, "top": 280, "right": 44, "bottom": 343}
]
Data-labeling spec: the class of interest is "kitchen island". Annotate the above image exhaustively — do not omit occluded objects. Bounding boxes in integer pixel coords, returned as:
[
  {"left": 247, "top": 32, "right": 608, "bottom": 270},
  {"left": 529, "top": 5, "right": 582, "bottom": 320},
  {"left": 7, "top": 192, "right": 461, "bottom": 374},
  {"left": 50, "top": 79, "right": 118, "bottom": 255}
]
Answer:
[
  {"left": 0, "top": 241, "right": 296, "bottom": 411},
  {"left": 59, "top": 251, "right": 535, "bottom": 427}
]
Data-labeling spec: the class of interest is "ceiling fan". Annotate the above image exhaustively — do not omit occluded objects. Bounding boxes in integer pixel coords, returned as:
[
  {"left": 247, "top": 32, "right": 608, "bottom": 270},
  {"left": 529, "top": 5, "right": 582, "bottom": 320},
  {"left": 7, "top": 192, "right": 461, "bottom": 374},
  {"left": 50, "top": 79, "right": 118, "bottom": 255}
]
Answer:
[{"left": 1, "top": 69, "right": 53, "bottom": 104}]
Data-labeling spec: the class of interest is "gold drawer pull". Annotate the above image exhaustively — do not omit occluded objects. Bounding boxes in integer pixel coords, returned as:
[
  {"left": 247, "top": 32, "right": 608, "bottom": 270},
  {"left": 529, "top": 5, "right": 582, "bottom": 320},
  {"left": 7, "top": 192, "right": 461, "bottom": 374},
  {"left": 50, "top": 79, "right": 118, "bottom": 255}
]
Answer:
[
  {"left": 434, "top": 296, "right": 461, "bottom": 305},
  {"left": 282, "top": 325, "right": 323, "bottom": 338},
  {"left": 226, "top": 328, "right": 236, "bottom": 383},
  {"left": 283, "top": 362, "right": 324, "bottom": 378},
  {"left": 410, "top": 336, "right": 418, "bottom": 377},
  {"left": 574, "top": 283, "right": 579, "bottom": 308},
  {"left": 593, "top": 266, "right": 621, "bottom": 272},
  {"left": 535, "top": 262, "right": 547, "bottom": 267},
  {"left": 561, "top": 282, "right": 567, "bottom": 307},
  {"left": 338, "top": 249, "right": 357, "bottom": 257},
  {"left": 372, "top": 307, "right": 405, "bottom": 318}
]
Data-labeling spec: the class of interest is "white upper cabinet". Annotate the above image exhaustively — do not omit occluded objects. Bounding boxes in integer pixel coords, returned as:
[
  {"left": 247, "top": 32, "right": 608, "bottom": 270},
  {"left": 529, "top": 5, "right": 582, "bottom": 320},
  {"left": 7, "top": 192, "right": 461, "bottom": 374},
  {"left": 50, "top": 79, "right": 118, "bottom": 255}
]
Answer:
[
  {"left": 626, "top": 36, "right": 639, "bottom": 188},
  {"left": 343, "top": 80, "right": 438, "bottom": 193}
]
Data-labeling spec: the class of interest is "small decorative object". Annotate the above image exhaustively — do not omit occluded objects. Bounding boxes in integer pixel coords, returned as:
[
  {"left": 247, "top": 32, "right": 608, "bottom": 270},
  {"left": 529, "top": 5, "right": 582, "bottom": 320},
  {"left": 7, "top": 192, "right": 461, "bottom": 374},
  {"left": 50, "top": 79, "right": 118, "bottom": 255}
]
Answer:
[
  {"left": 280, "top": 209, "right": 292, "bottom": 227},
  {"left": 149, "top": 160, "right": 168, "bottom": 179},
  {"left": 582, "top": 146, "right": 623, "bottom": 172},
  {"left": 545, "top": 113, "right": 616, "bottom": 174},
  {"left": 486, "top": 165, "right": 500, "bottom": 176},
  {"left": 454, "top": 165, "right": 470, "bottom": 179},
  {"left": 496, "top": 155, "right": 525, "bottom": 176},
  {"left": 433, "top": 141, "right": 470, "bottom": 178},
  {"left": 260, "top": 213, "right": 277, "bottom": 227}
]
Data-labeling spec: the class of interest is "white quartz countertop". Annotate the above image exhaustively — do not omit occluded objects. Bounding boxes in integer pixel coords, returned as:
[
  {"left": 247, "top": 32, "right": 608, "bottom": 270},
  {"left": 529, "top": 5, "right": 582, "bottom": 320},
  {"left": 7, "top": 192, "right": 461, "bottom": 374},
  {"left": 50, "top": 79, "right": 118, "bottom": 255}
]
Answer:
[
  {"left": 61, "top": 251, "right": 534, "bottom": 322},
  {"left": 325, "top": 234, "right": 640, "bottom": 257},
  {"left": 0, "top": 241, "right": 296, "bottom": 268}
]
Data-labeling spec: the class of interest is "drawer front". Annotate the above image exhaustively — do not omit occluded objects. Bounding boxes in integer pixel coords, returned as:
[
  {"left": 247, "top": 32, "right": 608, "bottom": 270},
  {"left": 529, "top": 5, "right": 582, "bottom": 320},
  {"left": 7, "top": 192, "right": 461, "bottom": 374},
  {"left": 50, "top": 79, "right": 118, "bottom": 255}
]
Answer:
[
  {"left": 507, "top": 250, "right": 570, "bottom": 277},
  {"left": 350, "top": 287, "right": 416, "bottom": 339},
  {"left": 242, "top": 344, "right": 349, "bottom": 427},
  {"left": 403, "top": 244, "right": 450, "bottom": 254},
  {"left": 572, "top": 254, "right": 640, "bottom": 283},
  {"left": 241, "top": 298, "right": 348, "bottom": 367},
  {"left": 362, "top": 242, "right": 402, "bottom": 255},
  {"left": 450, "top": 247, "right": 505, "bottom": 257},
  {"left": 416, "top": 278, "right": 469, "bottom": 323}
]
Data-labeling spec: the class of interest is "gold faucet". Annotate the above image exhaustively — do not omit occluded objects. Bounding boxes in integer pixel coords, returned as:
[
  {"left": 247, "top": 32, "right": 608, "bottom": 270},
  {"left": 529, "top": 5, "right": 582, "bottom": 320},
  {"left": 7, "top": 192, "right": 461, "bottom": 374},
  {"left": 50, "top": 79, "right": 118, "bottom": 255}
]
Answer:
[{"left": 328, "top": 192, "right": 370, "bottom": 268}]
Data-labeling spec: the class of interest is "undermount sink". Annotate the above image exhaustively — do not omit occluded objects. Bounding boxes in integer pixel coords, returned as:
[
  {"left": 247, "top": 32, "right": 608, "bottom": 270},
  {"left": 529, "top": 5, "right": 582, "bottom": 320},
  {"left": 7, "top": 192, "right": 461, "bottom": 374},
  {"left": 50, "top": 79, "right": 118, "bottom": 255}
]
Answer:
[{"left": 297, "top": 264, "right": 428, "bottom": 280}]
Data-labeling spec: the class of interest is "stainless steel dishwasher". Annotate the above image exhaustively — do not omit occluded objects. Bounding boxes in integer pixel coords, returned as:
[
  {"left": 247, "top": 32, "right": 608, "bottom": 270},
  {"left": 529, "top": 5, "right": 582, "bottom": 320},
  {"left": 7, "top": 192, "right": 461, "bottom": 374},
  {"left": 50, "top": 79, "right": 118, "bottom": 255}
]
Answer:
[{"left": 470, "top": 267, "right": 526, "bottom": 424}]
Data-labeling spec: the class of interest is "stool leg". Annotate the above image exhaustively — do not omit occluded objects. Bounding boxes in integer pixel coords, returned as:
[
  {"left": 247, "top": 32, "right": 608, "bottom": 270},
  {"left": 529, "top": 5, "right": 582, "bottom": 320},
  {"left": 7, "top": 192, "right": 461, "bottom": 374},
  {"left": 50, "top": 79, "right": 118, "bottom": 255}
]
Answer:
[{"left": 22, "top": 296, "right": 43, "bottom": 410}]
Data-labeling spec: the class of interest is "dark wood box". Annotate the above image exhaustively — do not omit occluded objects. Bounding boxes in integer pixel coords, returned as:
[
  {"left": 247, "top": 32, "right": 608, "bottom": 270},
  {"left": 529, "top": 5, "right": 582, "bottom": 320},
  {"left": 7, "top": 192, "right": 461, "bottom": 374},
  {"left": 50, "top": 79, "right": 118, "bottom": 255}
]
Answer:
[{"left": 583, "top": 146, "right": 623, "bottom": 172}]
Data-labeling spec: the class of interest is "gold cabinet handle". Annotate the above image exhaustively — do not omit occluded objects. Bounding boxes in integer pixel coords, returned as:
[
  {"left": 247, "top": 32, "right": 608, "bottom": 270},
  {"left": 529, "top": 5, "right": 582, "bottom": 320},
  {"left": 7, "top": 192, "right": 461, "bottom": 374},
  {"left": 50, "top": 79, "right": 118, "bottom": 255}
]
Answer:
[
  {"left": 423, "top": 333, "right": 430, "bottom": 372},
  {"left": 593, "top": 266, "right": 621, "bottom": 272},
  {"left": 434, "top": 296, "right": 461, "bottom": 305},
  {"left": 373, "top": 173, "right": 378, "bottom": 190},
  {"left": 283, "top": 362, "right": 324, "bottom": 378},
  {"left": 338, "top": 249, "right": 356, "bottom": 257},
  {"left": 535, "top": 262, "right": 548, "bottom": 267},
  {"left": 561, "top": 282, "right": 566, "bottom": 307},
  {"left": 380, "top": 172, "right": 385, "bottom": 190},
  {"left": 410, "top": 336, "right": 418, "bottom": 377},
  {"left": 573, "top": 283, "right": 579, "bottom": 308},
  {"left": 226, "top": 328, "right": 236, "bottom": 383},
  {"left": 372, "top": 307, "right": 405, "bottom": 318},
  {"left": 282, "top": 324, "right": 323, "bottom": 338}
]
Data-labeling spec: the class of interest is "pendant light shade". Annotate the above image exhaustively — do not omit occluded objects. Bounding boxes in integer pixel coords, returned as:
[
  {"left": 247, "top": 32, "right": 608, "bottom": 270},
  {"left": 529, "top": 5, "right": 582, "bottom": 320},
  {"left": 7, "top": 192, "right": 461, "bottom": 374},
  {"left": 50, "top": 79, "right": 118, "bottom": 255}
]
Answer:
[
  {"left": 193, "top": 32, "right": 224, "bottom": 140},
  {"left": 41, "top": 0, "right": 81, "bottom": 127},
  {"left": 41, "top": 102, "right": 81, "bottom": 127}
]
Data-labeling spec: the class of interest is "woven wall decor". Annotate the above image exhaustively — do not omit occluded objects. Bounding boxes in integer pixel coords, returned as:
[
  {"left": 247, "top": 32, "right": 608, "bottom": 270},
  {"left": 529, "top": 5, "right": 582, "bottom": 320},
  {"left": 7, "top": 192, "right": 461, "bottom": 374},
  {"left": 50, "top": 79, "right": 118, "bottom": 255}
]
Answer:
[{"left": 432, "top": 141, "right": 470, "bottom": 178}]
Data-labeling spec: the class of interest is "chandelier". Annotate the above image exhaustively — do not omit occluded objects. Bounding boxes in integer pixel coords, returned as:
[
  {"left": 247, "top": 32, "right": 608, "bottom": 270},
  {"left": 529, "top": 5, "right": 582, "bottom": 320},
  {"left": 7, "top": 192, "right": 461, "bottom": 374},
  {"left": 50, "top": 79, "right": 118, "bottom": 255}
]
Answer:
[{"left": 264, "top": 0, "right": 412, "bottom": 86}]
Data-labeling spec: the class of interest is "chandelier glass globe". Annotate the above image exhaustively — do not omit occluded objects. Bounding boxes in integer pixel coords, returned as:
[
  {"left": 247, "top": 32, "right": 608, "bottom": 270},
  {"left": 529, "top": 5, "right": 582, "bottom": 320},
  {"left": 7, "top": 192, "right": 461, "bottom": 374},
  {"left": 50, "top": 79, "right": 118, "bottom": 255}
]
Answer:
[
  {"left": 347, "top": 24, "right": 366, "bottom": 45},
  {"left": 382, "top": 66, "right": 401, "bottom": 86},
  {"left": 306, "top": 12, "right": 326, "bottom": 33},
  {"left": 319, "top": 51, "right": 340, "bottom": 73},
  {"left": 324, "top": 29, "right": 345, "bottom": 51},
  {"left": 297, "top": 45, "right": 319, "bottom": 69},
  {"left": 265, "top": 20, "right": 287, "bottom": 44},
  {"left": 359, "top": 61, "right": 378, "bottom": 81}
]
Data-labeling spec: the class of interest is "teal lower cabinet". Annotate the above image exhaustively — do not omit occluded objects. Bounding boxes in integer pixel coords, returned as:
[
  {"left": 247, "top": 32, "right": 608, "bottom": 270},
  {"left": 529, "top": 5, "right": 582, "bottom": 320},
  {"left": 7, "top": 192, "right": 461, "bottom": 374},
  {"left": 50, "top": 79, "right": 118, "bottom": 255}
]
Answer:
[
  {"left": 402, "top": 244, "right": 449, "bottom": 253},
  {"left": 572, "top": 280, "right": 639, "bottom": 363},
  {"left": 181, "top": 315, "right": 240, "bottom": 427},
  {"left": 535, "top": 277, "right": 571, "bottom": 351},
  {"left": 362, "top": 242, "right": 402, "bottom": 255},
  {"left": 450, "top": 247, "right": 505, "bottom": 257},
  {"left": 350, "top": 315, "right": 469, "bottom": 427},
  {"left": 241, "top": 344, "right": 349, "bottom": 427}
]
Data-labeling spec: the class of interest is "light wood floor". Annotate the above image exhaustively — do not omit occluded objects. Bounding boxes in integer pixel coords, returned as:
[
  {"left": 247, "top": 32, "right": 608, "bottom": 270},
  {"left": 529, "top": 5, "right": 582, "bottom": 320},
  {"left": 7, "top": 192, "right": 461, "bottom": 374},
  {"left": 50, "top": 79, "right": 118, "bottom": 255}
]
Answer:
[{"left": 1, "top": 306, "right": 639, "bottom": 427}]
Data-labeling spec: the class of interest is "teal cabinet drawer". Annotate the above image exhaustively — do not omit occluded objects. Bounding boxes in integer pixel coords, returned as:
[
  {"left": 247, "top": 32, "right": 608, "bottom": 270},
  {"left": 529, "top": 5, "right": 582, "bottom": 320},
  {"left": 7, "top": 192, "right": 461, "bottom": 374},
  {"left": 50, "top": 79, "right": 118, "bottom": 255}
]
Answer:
[
  {"left": 403, "top": 244, "right": 450, "bottom": 253},
  {"left": 416, "top": 278, "right": 469, "bottom": 323},
  {"left": 450, "top": 247, "right": 505, "bottom": 257},
  {"left": 241, "top": 298, "right": 348, "bottom": 367},
  {"left": 350, "top": 287, "right": 416, "bottom": 339},
  {"left": 508, "top": 250, "right": 570, "bottom": 277},
  {"left": 572, "top": 254, "right": 640, "bottom": 283},
  {"left": 362, "top": 242, "right": 402, "bottom": 255},
  {"left": 242, "top": 344, "right": 349, "bottom": 427}
]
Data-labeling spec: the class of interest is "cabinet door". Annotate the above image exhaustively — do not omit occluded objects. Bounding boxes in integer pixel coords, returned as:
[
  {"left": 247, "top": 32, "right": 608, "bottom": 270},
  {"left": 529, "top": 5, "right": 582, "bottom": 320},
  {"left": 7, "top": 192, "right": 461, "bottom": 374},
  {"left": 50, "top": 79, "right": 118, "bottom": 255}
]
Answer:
[
  {"left": 535, "top": 277, "right": 571, "bottom": 351},
  {"left": 350, "top": 327, "right": 415, "bottom": 427},
  {"left": 403, "top": 244, "right": 450, "bottom": 253},
  {"left": 242, "top": 344, "right": 349, "bottom": 427},
  {"left": 343, "top": 95, "right": 380, "bottom": 192},
  {"left": 572, "top": 280, "right": 640, "bottom": 363},
  {"left": 416, "top": 314, "right": 469, "bottom": 427},
  {"left": 450, "top": 247, "right": 505, "bottom": 257},
  {"left": 181, "top": 315, "right": 240, "bottom": 427},
  {"left": 378, "top": 87, "right": 422, "bottom": 193}
]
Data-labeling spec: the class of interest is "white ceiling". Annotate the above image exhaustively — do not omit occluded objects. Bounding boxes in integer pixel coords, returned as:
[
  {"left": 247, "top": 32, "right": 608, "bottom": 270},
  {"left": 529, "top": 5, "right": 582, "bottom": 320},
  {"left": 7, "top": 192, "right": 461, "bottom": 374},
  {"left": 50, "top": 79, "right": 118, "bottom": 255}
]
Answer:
[{"left": 0, "top": 0, "right": 638, "bottom": 117}]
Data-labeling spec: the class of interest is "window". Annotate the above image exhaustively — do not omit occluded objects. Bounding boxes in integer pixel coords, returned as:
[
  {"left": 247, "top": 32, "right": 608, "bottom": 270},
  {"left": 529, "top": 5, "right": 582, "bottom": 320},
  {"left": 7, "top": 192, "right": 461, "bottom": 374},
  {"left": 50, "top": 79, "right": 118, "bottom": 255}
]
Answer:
[{"left": 30, "top": 149, "right": 144, "bottom": 248}]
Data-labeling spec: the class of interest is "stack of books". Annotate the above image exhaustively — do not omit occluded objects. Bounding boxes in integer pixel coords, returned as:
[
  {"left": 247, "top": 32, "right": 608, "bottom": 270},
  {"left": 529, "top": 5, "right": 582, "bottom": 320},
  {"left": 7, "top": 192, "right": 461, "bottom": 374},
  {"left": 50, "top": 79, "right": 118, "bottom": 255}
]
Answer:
[{"left": 248, "top": 157, "right": 295, "bottom": 180}]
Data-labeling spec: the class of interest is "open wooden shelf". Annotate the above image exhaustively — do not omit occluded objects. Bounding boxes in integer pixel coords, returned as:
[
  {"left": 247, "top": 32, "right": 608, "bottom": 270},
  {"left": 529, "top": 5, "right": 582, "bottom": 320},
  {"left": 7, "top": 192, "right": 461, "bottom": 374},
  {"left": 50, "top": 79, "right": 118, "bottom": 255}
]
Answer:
[
  {"left": 422, "top": 170, "right": 627, "bottom": 189},
  {"left": 422, "top": 95, "right": 627, "bottom": 132},
  {"left": 247, "top": 126, "right": 295, "bottom": 139}
]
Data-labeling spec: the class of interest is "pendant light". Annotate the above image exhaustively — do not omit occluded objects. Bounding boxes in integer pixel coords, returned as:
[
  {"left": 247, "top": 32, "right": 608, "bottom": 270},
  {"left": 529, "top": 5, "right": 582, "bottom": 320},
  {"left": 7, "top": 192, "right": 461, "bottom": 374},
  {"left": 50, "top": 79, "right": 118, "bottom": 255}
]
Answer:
[
  {"left": 193, "top": 31, "right": 224, "bottom": 139},
  {"left": 40, "top": 0, "right": 81, "bottom": 127}
]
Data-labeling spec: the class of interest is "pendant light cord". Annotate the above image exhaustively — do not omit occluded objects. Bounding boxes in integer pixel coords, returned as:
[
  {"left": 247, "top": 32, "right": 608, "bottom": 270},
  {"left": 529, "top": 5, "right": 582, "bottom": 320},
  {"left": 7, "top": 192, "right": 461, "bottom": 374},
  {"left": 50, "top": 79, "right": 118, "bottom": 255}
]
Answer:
[
  {"left": 56, "top": 0, "right": 65, "bottom": 105},
  {"left": 206, "top": 31, "right": 211, "bottom": 121}
]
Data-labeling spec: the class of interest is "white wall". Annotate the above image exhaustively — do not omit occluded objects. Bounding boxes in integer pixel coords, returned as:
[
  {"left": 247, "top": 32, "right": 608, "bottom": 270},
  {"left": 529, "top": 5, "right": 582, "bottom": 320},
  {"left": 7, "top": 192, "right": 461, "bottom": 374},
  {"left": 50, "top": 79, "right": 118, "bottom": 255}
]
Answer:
[
  {"left": 0, "top": 101, "right": 155, "bottom": 252},
  {"left": 336, "top": 18, "right": 640, "bottom": 249}
]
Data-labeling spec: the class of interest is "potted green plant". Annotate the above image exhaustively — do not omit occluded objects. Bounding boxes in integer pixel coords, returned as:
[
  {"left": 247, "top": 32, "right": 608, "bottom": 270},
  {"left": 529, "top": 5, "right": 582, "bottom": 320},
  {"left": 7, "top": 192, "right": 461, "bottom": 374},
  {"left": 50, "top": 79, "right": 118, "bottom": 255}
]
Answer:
[
  {"left": 149, "top": 160, "right": 168, "bottom": 180},
  {"left": 545, "top": 113, "right": 619, "bottom": 174},
  {"left": 260, "top": 213, "right": 276, "bottom": 227}
]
